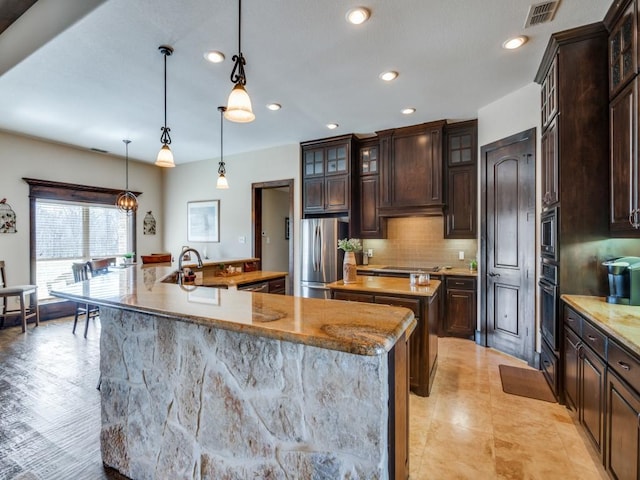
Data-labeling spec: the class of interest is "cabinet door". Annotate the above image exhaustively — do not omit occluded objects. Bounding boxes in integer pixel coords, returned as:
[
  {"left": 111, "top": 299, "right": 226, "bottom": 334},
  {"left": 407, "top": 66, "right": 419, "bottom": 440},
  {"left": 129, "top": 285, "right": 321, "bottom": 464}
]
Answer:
[
  {"left": 580, "top": 345, "right": 606, "bottom": 458},
  {"left": 606, "top": 370, "right": 640, "bottom": 480},
  {"left": 609, "top": 0, "right": 637, "bottom": 98},
  {"left": 359, "top": 176, "right": 382, "bottom": 237},
  {"left": 391, "top": 125, "right": 443, "bottom": 207},
  {"left": 325, "top": 175, "right": 350, "bottom": 212},
  {"left": 541, "top": 56, "right": 558, "bottom": 129},
  {"left": 541, "top": 117, "right": 559, "bottom": 208},
  {"left": 303, "top": 177, "right": 325, "bottom": 213},
  {"left": 610, "top": 79, "right": 638, "bottom": 232},
  {"left": 325, "top": 144, "right": 349, "bottom": 176},
  {"left": 444, "top": 287, "right": 476, "bottom": 338},
  {"left": 564, "top": 327, "right": 580, "bottom": 411},
  {"left": 445, "top": 166, "right": 476, "bottom": 238}
]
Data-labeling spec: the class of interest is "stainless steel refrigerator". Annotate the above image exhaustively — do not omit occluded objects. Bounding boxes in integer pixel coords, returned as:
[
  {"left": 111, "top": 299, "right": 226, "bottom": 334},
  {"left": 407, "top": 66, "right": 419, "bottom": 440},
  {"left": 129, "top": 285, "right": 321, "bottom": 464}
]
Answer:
[{"left": 300, "top": 218, "right": 349, "bottom": 299}]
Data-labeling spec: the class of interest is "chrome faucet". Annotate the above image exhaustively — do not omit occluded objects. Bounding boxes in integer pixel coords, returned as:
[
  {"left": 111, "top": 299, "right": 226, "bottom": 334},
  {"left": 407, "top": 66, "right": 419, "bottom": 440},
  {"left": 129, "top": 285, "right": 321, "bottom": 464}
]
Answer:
[{"left": 177, "top": 247, "right": 204, "bottom": 284}]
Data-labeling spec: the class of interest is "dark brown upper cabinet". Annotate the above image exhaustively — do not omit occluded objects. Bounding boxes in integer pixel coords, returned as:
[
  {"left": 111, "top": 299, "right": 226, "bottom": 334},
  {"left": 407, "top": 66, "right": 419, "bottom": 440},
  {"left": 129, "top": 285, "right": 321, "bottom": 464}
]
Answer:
[
  {"left": 607, "top": 0, "right": 640, "bottom": 235},
  {"left": 607, "top": 0, "right": 637, "bottom": 99},
  {"left": 355, "top": 137, "right": 386, "bottom": 238},
  {"left": 541, "top": 115, "right": 559, "bottom": 209},
  {"left": 444, "top": 120, "right": 477, "bottom": 239},
  {"left": 301, "top": 135, "right": 357, "bottom": 216},
  {"left": 377, "top": 120, "right": 445, "bottom": 217}
]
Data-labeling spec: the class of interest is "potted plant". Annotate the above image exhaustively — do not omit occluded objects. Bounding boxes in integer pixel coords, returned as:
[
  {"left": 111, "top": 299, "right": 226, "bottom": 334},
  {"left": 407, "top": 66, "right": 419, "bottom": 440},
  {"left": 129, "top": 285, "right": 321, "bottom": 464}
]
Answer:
[
  {"left": 123, "top": 252, "right": 135, "bottom": 265},
  {"left": 338, "top": 238, "right": 362, "bottom": 284}
]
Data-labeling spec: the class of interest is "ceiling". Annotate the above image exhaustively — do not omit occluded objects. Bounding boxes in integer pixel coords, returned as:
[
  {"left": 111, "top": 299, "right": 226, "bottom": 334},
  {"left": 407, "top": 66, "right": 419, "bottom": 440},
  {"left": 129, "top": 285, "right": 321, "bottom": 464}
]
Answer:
[{"left": 0, "top": 0, "right": 610, "bottom": 164}]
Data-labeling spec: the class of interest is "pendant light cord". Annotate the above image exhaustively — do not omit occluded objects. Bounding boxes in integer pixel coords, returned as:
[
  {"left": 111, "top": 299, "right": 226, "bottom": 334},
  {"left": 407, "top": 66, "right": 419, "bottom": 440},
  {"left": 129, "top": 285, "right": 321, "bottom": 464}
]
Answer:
[
  {"left": 159, "top": 46, "right": 173, "bottom": 145},
  {"left": 124, "top": 139, "right": 131, "bottom": 190},
  {"left": 229, "top": 0, "right": 247, "bottom": 85},
  {"left": 218, "top": 106, "right": 226, "bottom": 174},
  {"left": 238, "top": 0, "right": 242, "bottom": 54}
]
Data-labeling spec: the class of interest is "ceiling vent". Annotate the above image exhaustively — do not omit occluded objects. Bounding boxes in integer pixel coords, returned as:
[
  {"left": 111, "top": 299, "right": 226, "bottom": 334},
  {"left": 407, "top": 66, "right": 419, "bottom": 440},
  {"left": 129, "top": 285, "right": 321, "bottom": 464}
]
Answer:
[{"left": 524, "top": 1, "right": 560, "bottom": 28}]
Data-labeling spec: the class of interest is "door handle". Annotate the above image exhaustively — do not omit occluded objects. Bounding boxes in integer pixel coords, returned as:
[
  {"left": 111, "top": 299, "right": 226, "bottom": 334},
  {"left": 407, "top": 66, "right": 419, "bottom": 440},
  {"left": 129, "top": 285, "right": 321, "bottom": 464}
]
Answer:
[{"left": 488, "top": 272, "right": 501, "bottom": 277}]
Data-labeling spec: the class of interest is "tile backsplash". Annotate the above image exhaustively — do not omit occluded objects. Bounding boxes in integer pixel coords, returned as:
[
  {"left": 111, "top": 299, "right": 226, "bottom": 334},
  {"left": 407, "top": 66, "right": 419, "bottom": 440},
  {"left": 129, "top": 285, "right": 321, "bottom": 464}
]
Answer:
[{"left": 362, "top": 217, "right": 478, "bottom": 267}]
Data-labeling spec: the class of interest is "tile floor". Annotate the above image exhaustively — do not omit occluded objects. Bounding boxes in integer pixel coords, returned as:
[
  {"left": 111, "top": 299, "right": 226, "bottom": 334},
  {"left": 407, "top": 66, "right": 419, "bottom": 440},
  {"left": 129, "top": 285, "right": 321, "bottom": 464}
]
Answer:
[
  {"left": 410, "top": 337, "right": 609, "bottom": 479},
  {"left": 0, "top": 318, "right": 609, "bottom": 479}
]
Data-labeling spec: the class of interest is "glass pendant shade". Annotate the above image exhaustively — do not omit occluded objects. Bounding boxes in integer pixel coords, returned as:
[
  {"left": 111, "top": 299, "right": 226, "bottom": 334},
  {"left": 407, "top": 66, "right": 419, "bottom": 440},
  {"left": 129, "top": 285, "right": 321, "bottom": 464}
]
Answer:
[
  {"left": 216, "top": 173, "right": 229, "bottom": 189},
  {"left": 225, "top": 84, "right": 255, "bottom": 123},
  {"left": 155, "top": 144, "right": 175, "bottom": 167}
]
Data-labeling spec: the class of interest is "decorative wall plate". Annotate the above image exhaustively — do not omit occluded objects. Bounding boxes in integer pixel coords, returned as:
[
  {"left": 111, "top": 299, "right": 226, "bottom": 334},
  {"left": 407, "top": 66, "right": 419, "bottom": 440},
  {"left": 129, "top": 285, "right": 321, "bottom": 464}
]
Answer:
[
  {"left": 0, "top": 198, "right": 17, "bottom": 233},
  {"left": 143, "top": 211, "right": 156, "bottom": 235}
]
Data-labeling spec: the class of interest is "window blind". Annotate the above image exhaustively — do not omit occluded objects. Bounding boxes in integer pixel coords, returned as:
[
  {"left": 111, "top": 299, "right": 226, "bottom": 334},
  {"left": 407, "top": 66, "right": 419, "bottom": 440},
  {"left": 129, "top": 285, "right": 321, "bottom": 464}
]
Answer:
[{"left": 35, "top": 198, "right": 131, "bottom": 299}]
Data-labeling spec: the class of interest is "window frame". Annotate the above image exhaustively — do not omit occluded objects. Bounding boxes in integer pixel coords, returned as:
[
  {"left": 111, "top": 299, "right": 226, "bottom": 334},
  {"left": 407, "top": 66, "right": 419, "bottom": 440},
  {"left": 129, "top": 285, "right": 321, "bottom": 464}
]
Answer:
[{"left": 23, "top": 178, "right": 140, "bottom": 308}]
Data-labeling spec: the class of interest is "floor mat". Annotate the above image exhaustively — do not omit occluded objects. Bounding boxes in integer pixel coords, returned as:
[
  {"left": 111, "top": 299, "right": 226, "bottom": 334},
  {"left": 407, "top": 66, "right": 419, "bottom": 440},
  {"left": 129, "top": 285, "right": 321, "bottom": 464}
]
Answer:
[{"left": 498, "top": 364, "right": 556, "bottom": 403}]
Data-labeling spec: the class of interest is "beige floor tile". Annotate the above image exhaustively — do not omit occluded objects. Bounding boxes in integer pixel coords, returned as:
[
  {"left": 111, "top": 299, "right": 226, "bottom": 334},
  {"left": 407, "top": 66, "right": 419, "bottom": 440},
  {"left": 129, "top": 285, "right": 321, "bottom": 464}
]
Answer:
[{"left": 408, "top": 338, "right": 607, "bottom": 480}]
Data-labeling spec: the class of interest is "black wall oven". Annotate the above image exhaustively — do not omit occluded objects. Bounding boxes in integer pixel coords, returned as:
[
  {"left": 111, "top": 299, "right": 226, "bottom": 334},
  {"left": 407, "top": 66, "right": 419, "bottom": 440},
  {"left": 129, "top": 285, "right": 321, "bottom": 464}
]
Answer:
[
  {"left": 539, "top": 262, "right": 558, "bottom": 350},
  {"left": 540, "top": 206, "right": 558, "bottom": 262}
]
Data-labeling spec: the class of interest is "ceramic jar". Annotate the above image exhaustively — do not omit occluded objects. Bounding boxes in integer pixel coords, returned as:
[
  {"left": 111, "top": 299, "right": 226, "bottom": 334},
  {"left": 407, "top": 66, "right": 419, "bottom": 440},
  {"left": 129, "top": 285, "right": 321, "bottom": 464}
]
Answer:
[{"left": 343, "top": 251, "right": 357, "bottom": 284}]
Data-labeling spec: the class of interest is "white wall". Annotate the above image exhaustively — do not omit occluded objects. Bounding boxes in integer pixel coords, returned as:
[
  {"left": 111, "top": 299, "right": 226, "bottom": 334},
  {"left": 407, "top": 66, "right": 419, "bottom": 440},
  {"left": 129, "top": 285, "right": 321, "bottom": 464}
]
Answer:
[
  {"left": 0, "top": 131, "right": 164, "bottom": 286},
  {"left": 163, "top": 144, "right": 300, "bottom": 289},
  {"left": 477, "top": 81, "right": 542, "bottom": 351}
]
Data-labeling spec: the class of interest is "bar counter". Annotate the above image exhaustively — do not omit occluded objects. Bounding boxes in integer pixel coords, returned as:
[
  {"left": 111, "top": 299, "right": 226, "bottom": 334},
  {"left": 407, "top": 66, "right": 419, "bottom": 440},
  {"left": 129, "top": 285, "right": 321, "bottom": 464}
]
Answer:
[{"left": 50, "top": 264, "right": 416, "bottom": 479}]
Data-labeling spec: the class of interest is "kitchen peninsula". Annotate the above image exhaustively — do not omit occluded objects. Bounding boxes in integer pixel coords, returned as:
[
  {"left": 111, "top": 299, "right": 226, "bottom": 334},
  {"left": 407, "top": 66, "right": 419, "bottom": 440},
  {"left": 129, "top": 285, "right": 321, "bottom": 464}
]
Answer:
[
  {"left": 50, "top": 264, "right": 416, "bottom": 480},
  {"left": 328, "top": 276, "right": 441, "bottom": 397}
]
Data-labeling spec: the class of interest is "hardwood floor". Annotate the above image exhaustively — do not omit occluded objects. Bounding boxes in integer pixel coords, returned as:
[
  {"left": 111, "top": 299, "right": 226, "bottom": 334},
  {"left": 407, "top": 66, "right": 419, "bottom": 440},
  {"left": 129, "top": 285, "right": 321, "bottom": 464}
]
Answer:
[{"left": 0, "top": 318, "right": 608, "bottom": 479}]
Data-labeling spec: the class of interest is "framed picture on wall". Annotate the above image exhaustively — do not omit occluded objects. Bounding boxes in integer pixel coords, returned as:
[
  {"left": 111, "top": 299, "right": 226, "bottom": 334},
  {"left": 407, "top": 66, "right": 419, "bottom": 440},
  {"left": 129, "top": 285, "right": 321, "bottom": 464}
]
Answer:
[{"left": 187, "top": 200, "right": 220, "bottom": 242}]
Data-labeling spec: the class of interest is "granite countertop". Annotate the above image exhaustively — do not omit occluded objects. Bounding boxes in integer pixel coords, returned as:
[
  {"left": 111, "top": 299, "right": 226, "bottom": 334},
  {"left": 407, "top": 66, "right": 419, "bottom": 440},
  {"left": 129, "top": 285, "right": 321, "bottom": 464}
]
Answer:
[
  {"left": 50, "top": 265, "right": 415, "bottom": 357},
  {"left": 562, "top": 295, "right": 640, "bottom": 357},
  {"left": 193, "top": 270, "right": 287, "bottom": 288},
  {"left": 181, "top": 257, "right": 259, "bottom": 268},
  {"left": 328, "top": 276, "right": 441, "bottom": 297},
  {"left": 357, "top": 264, "right": 478, "bottom": 278}
]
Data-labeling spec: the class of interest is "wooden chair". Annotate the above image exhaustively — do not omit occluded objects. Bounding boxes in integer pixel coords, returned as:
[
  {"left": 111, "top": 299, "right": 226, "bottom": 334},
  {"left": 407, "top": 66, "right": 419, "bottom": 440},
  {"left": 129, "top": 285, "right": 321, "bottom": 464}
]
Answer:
[
  {"left": 71, "top": 261, "right": 99, "bottom": 338},
  {"left": 88, "top": 258, "right": 112, "bottom": 276},
  {"left": 0, "top": 260, "right": 39, "bottom": 333}
]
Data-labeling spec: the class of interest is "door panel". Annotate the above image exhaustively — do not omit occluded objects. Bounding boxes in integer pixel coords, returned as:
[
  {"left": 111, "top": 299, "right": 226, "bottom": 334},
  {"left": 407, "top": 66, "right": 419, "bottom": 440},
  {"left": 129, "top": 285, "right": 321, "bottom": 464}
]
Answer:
[{"left": 482, "top": 129, "right": 536, "bottom": 363}]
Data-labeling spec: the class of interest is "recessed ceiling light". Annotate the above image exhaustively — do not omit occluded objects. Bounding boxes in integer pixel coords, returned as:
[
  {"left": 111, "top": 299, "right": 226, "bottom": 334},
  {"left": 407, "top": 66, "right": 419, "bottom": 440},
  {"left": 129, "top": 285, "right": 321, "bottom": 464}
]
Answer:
[
  {"left": 401, "top": 108, "right": 416, "bottom": 115},
  {"left": 346, "top": 7, "right": 370, "bottom": 25},
  {"left": 266, "top": 103, "right": 281, "bottom": 111},
  {"left": 204, "top": 51, "right": 225, "bottom": 63},
  {"left": 379, "top": 71, "right": 398, "bottom": 82},
  {"left": 326, "top": 123, "right": 339, "bottom": 130},
  {"left": 502, "top": 36, "right": 528, "bottom": 50}
]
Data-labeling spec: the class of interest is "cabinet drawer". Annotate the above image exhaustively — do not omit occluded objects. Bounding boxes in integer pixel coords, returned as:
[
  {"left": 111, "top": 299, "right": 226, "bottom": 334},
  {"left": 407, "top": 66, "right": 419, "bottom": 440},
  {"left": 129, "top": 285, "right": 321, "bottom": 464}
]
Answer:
[
  {"left": 581, "top": 321, "right": 607, "bottom": 360},
  {"left": 332, "top": 291, "right": 374, "bottom": 303},
  {"left": 540, "top": 339, "right": 559, "bottom": 397},
  {"left": 564, "top": 307, "right": 582, "bottom": 335},
  {"left": 268, "top": 277, "right": 285, "bottom": 292},
  {"left": 609, "top": 340, "right": 640, "bottom": 391},
  {"left": 445, "top": 277, "right": 475, "bottom": 290},
  {"left": 375, "top": 296, "right": 420, "bottom": 317}
]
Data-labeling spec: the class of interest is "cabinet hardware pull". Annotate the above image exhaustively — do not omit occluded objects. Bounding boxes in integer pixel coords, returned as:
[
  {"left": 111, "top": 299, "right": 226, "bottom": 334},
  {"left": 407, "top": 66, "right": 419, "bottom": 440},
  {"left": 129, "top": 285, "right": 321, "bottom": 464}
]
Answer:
[
  {"left": 586, "top": 335, "right": 597, "bottom": 342},
  {"left": 488, "top": 272, "right": 500, "bottom": 277},
  {"left": 617, "top": 361, "right": 631, "bottom": 371},
  {"left": 638, "top": 413, "right": 640, "bottom": 429},
  {"left": 629, "top": 209, "right": 640, "bottom": 229}
]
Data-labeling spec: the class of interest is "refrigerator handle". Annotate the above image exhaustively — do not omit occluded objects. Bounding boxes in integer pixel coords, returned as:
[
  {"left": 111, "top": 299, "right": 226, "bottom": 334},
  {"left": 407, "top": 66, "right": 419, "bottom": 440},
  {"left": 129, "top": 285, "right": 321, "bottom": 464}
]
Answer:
[{"left": 314, "top": 224, "right": 321, "bottom": 271}]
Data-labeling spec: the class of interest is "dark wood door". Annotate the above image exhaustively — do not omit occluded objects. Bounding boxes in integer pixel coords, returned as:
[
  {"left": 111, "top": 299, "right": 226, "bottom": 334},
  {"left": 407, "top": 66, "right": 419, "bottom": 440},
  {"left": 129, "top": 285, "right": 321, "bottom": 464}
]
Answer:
[
  {"left": 610, "top": 79, "right": 638, "bottom": 232},
  {"left": 606, "top": 370, "right": 640, "bottom": 480},
  {"left": 481, "top": 129, "right": 536, "bottom": 364},
  {"left": 564, "top": 327, "right": 580, "bottom": 411},
  {"left": 541, "top": 117, "right": 559, "bottom": 208},
  {"left": 580, "top": 345, "right": 606, "bottom": 459}
]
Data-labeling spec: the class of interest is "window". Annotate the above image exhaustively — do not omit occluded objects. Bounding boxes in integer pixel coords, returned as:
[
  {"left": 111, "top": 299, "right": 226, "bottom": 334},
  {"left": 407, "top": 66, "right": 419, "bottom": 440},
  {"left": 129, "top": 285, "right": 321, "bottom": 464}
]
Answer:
[
  {"left": 24, "top": 178, "right": 139, "bottom": 303},
  {"left": 35, "top": 199, "right": 132, "bottom": 299}
]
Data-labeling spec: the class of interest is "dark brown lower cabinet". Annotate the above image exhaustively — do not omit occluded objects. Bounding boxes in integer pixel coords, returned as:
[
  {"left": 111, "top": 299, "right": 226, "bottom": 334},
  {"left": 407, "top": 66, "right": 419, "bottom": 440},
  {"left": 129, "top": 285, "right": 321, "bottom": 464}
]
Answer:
[
  {"left": 331, "top": 288, "right": 439, "bottom": 397},
  {"left": 579, "top": 343, "right": 606, "bottom": 459},
  {"left": 388, "top": 330, "right": 409, "bottom": 480},
  {"left": 606, "top": 370, "right": 640, "bottom": 480},
  {"left": 443, "top": 276, "right": 476, "bottom": 338},
  {"left": 564, "top": 326, "right": 580, "bottom": 411}
]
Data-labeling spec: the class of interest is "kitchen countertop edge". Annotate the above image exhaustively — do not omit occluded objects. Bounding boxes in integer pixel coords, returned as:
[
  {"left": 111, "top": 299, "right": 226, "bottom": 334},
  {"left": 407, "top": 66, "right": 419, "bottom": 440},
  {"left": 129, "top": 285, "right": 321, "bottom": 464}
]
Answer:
[{"left": 561, "top": 294, "right": 640, "bottom": 357}]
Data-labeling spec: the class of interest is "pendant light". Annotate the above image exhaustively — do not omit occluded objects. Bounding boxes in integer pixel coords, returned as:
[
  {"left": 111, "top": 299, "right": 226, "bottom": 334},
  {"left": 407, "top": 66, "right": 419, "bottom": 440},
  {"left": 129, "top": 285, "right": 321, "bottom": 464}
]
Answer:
[
  {"left": 116, "top": 140, "right": 138, "bottom": 215},
  {"left": 156, "top": 45, "right": 175, "bottom": 167},
  {"left": 216, "top": 106, "right": 229, "bottom": 189},
  {"left": 225, "top": 0, "right": 255, "bottom": 123}
]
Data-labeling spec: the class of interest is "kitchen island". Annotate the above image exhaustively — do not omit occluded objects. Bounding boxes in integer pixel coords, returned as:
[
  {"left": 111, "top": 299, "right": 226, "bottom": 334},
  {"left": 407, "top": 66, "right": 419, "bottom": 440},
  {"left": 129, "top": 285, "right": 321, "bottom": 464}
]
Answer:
[
  {"left": 50, "top": 264, "right": 416, "bottom": 480},
  {"left": 328, "top": 276, "right": 441, "bottom": 397}
]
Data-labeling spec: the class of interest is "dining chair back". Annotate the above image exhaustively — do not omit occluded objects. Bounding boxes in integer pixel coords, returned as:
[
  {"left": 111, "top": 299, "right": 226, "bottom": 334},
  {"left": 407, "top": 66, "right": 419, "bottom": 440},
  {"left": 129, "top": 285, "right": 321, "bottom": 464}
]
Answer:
[
  {"left": 71, "top": 261, "right": 99, "bottom": 338},
  {"left": 0, "top": 260, "right": 39, "bottom": 333}
]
